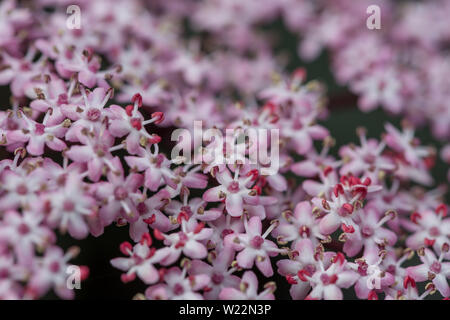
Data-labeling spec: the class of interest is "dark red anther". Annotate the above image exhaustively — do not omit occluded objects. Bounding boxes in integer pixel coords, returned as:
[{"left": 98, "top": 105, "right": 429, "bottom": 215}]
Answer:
[
  {"left": 342, "top": 223, "right": 355, "bottom": 233},
  {"left": 333, "top": 252, "right": 346, "bottom": 265},
  {"left": 177, "top": 211, "right": 189, "bottom": 224},
  {"left": 121, "top": 272, "right": 136, "bottom": 283},
  {"left": 194, "top": 222, "right": 205, "bottom": 234},
  {"left": 143, "top": 214, "right": 156, "bottom": 225},
  {"left": 140, "top": 232, "right": 152, "bottom": 246},
  {"left": 125, "top": 104, "right": 134, "bottom": 116},
  {"left": 323, "top": 166, "right": 333, "bottom": 177},
  {"left": 368, "top": 290, "right": 378, "bottom": 300},
  {"left": 151, "top": 112, "right": 165, "bottom": 124},
  {"left": 131, "top": 93, "right": 142, "bottom": 108},
  {"left": 342, "top": 203, "right": 354, "bottom": 214},
  {"left": 362, "top": 177, "right": 372, "bottom": 186},
  {"left": 424, "top": 238, "right": 436, "bottom": 247},
  {"left": 79, "top": 266, "right": 90, "bottom": 281},
  {"left": 246, "top": 169, "right": 259, "bottom": 181},
  {"left": 286, "top": 274, "right": 298, "bottom": 285},
  {"left": 436, "top": 204, "right": 447, "bottom": 217},
  {"left": 252, "top": 185, "right": 262, "bottom": 195},
  {"left": 130, "top": 118, "right": 142, "bottom": 130},
  {"left": 153, "top": 229, "right": 165, "bottom": 240},
  {"left": 403, "top": 276, "right": 416, "bottom": 289},
  {"left": 333, "top": 184, "right": 344, "bottom": 197},
  {"left": 410, "top": 212, "right": 422, "bottom": 224},
  {"left": 120, "top": 241, "right": 133, "bottom": 256},
  {"left": 148, "top": 134, "right": 162, "bottom": 144}
]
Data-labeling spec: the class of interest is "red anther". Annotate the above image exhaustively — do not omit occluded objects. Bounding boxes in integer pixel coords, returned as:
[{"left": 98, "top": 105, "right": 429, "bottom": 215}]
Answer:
[
  {"left": 353, "top": 187, "right": 367, "bottom": 200},
  {"left": 151, "top": 112, "right": 165, "bottom": 124},
  {"left": 130, "top": 118, "right": 142, "bottom": 130},
  {"left": 125, "top": 104, "right": 134, "bottom": 116},
  {"left": 362, "top": 177, "right": 372, "bottom": 186},
  {"left": 286, "top": 274, "right": 298, "bottom": 285},
  {"left": 342, "top": 203, "right": 354, "bottom": 214},
  {"left": 293, "top": 67, "right": 307, "bottom": 82},
  {"left": 342, "top": 223, "right": 355, "bottom": 233},
  {"left": 131, "top": 93, "right": 142, "bottom": 108},
  {"left": 143, "top": 214, "right": 156, "bottom": 225},
  {"left": 148, "top": 134, "right": 162, "bottom": 144},
  {"left": 159, "top": 268, "right": 166, "bottom": 280},
  {"left": 246, "top": 169, "right": 259, "bottom": 181},
  {"left": 333, "top": 184, "right": 344, "bottom": 197},
  {"left": 252, "top": 185, "right": 262, "bottom": 195},
  {"left": 424, "top": 238, "right": 436, "bottom": 247},
  {"left": 121, "top": 273, "right": 136, "bottom": 283},
  {"left": 263, "top": 101, "right": 277, "bottom": 113},
  {"left": 177, "top": 211, "right": 189, "bottom": 224},
  {"left": 194, "top": 222, "right": 205, "bottom": 234},
  {"left": 323, "top": 166, "right": 333, "bottom": 177},
  {"left": 153, "top": 229, "right": 165, "bottom": 241},
  {"left": 368, "top": 290, "right": 378, "bottom": 300},
  {"left": 298, "top": 225, "right": 310, "bottom": 238},
  {"left": 410, "top": 212, "right": 422, "bottom": 224},
  {"left": 436, "top": 204, "right": 447, "bottom": 217},
  {"left": 269, "top": 114, "right": 280, "bottom": 124},
  {"left": 340, "top": 175, "right": 349, "bottom": 185},
  {"left": 333, "top": 252, "right": 346, "bottom": 265},
  {"left": 79, "top": 266, "right": 90, "bottom": 281},
  {"left": 403, "top": 276, "right": 416, "bottom": 289},
  {"left": 258, "top": 176, "right": 267, "bottom": 187},
  {"left": 203, "top": 286, "right": 213, "bottom": 293},
  {"left": 297, "top": 270, "right": 309, "bottom": 282},
  {"left": 322, "top": 199, "right": 330, "bottom": 210},
  {"left": 175, "top": 240, "right": 185, "bottom": 249},
  {"left": 120, "top": 241, "right": 133, "bottom": 256},
  {"left": 349, "top": 176, "right": 361, "bottom": 186},
  {"left": 424, "top": 156, "right": 435, "bottom": 169},
  {"left": 140, "top": 232, "right": 152, "bottom": 246},
  {"left": 147, "top": 247, "right": 156, "bottom": 259}
]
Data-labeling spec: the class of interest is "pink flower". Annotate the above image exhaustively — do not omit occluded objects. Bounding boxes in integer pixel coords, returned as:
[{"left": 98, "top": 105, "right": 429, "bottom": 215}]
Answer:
[
  {"left": 203, "top": 168, "right": 270, "bottom": 217},
  {"left": 145, "top": 266, "right": 210, "bottom": 300},
  {"left": 111, "top": 234, "right": 170, "bottom": 285},
  {"left": 219, "top": 271, "right": 275, "bottom": 300},
  {"left": 225, "top": 216, "right": 283, "bottom": 277},
  {"left": 406, "top": 247, "right": 450, "bottom": 297}
]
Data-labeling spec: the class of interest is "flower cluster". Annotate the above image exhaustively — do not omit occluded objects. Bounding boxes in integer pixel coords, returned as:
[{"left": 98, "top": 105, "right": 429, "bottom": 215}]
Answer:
[{"left": 0, "top": 0, "right": 448, "bottom": 300}]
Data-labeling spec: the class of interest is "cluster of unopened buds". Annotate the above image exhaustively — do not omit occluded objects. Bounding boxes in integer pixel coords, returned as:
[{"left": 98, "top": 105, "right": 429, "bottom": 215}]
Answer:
[{"left": 0, "top": 0, "right": 448, "bottom": 300}]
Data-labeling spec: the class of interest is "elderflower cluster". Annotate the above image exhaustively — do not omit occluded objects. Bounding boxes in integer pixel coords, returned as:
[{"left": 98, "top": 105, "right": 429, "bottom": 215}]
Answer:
[{"left": 0, "top": 0, "right": 448, "bottom": 300}]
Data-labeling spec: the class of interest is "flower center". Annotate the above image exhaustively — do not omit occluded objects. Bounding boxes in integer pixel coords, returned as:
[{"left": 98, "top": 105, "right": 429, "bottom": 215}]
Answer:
[
  {"left": 429, "top": 227, "right": 440, "bottom": 237},
  {"left": 87, "top": 108, "right": 101, "bottom": 121},
  {"left": 57, "top": 93, "right": 68, "bottom": 105},
  {"left": 212, "top": 273, "right": 224, "bottom": 285},
  {"left": 0, "top": 269, "right": 9, "bottom": 279},
  {"left": 173, "top": 283, "right": 184, "bottom": 295},
  {"left": 430, "top": 261, "right": 441, "bottom": 274},
  {"left": 16, "top": 184, "right": 28, "bottom": 195},
  {"left": 63, "top": 200, "right": 75, "bottom": 211},
  {"left": 227, "top": 181, "right": 240, "bottom": 193},
  {"left": 18, "top": 223, "right": 30, "bottom": 235},
  {"left": 114, "top": 186, "right": 128, "bottom": 200},
  {"left": 250, "top": 235, "right": 264, "bottom": 249},
  {"left": 362, "top": 226, "right": 374, "bottom": 238},
  {"left": 298, "top": 225, "right": 310, "bottom": 237},
  {"left": 49, "top": 261, "right": 61, "bottom": 273},
  {"left": 35, "top": 123, "right": 45, "bottom": 135},
  {"left": 320, "top": 273, "right": 338, "bottom": 285}
]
